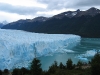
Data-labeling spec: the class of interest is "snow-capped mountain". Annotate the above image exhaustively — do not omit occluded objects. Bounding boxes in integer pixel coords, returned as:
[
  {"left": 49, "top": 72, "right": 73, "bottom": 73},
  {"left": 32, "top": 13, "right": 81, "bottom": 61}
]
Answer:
[
  {"left": 0, "top": 23, "right": 3, "bottom": 28},
  {"left": 0, "top": 20, "right": 8, "bottom": 28},
  {"left": 1, "top": 17, "right": 48, "bottom": 29},
  {"left": 2, "top": 20, "right": 8, "bottom": 25},
  {"left": 75, "top": 7, "right": 100, "bottom": 17},
  {"left": 52, "top": 7, "right": 100, "bottom": 19},
  {"left": 52, "top": 9, "right": 80, "bottom": 19}
]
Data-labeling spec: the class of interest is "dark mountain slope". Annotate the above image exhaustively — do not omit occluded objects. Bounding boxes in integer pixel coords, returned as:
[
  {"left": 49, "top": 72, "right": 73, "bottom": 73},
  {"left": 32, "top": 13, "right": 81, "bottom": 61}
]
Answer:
[{"left": 2, "top": 7, "right": 100, "bottom": 38}]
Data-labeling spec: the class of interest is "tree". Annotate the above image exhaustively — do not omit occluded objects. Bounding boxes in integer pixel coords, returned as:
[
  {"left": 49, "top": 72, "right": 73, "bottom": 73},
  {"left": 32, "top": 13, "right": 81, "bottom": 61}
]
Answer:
[
  {"left": 48, "top": 61, "right": 58, "bottom": 74},
  {"left": 12, "top": 68, "right": 21, "bottom": 75},
  {"left": 3, "top": 69, "right": 9, "bottom": 75},
  {"left": 66, "top": 59, "right": 73, "bottom": 70},
  {"left": 59, "top": 62, "right": 65, "bottom": 69},
  {"left": 91, "top": 53, "right": 100, "bottom": 75},
  {"left": 30, "top": 58, "right": 42, "bottom": 75},
  {"left": 54, "top": 61, "right": 58, "bottom": 68},
  {"left": 4, "top": 69, "right": 9, "bottom": 73},
  {"left": 77, "top": 60, "right": 83, "bottom": 69},
  {"left": 0, "top": 70, "right": 2, "bottom": 75},
  {"left": 20, "top": 67, "right": 29, "bottom": 75}
]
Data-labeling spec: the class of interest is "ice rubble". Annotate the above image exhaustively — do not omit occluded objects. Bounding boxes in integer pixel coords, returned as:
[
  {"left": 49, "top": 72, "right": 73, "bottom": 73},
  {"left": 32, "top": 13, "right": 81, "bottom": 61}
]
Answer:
[
  {"left": 76, "top": 49, "right": 100, "bottom": 61},
  {"left": 0, "top": 29, "right": 81, "bottom": 70}
]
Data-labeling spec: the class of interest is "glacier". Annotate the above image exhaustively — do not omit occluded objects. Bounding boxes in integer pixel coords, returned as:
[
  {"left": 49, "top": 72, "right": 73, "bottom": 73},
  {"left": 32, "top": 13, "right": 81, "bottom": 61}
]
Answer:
[{"left": 0, "top": 29, "right": 81, "bottom": 70}]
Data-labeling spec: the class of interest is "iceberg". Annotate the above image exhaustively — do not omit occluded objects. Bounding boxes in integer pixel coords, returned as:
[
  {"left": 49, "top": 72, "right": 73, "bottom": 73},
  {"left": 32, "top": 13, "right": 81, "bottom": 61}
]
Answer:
[
  {"left": 76, "top": 49, "right": 100, "bottom": 58},
  {"left": 0, "top": 29, "right": 81, "bottom": 70}
]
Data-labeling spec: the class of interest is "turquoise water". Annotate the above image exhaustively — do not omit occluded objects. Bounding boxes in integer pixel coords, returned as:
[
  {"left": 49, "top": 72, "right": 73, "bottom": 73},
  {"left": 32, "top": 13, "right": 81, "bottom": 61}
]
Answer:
[
  {"left": 38, "top": 38, "right": 100, "bottom": 70},
  {"left": 73, "top": 38, "right": 100, "bottom": 52}
]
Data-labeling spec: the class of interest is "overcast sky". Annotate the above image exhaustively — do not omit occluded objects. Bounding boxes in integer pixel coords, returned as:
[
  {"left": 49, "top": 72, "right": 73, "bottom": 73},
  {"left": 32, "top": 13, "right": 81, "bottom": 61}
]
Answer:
[{"left": 0, "top": 0, "right": 100, "bottom": 22}]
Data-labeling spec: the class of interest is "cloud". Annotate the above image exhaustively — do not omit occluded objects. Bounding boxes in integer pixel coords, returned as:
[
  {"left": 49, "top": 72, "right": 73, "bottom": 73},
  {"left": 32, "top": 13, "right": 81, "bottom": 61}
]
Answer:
[
  {"left": 37, "top": 0, "right": 100, "bottom": 10},
  {"left": 0, "top": 3, "right": 46, "bottom": 15},
  {"left": 0, "top": 0, "right": 100, "bottom": 22},
  {"left": 0, "top": 0, "right": 47, "bottom": 8},
  {"left": 37, "top": 0, "right": 74, "bottom": 10},
  {"left": 0, "top": 11, "right": 35, "bottom": 22},
  {"left": 36, "top": 8, "right": 75, "bottom": 17},
  {"left": 75, "top": 0, "right": 100, "bottom": 6}
]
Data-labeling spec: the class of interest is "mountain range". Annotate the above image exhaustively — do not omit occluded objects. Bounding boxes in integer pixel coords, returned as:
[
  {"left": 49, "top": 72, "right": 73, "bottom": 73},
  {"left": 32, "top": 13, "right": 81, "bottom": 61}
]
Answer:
[
  {"left": 1, "top": 7, "right": 100, "bottom": 38},
  {"left": 0, "top": 23, "right": 3, "bottom": 28},
  {"left": 0, "top": 20, "right": 8, "bottom": 28}
]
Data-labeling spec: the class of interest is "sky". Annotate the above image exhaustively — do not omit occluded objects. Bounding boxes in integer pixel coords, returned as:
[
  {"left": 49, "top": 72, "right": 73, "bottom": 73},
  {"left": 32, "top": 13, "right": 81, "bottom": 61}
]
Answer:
[{"left": 0, "top": 0, "right": 100, "bottom": 22}]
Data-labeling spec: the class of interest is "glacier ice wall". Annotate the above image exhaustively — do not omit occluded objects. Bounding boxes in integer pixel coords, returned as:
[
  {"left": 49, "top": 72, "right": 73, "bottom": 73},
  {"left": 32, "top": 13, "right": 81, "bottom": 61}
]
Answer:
[{"left": 0, "top": 29, "right": 81, "bottom": 70}]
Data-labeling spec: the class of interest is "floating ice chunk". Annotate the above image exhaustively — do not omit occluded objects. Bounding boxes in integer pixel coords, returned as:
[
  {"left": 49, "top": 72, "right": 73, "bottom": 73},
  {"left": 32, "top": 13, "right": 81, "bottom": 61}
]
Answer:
[
  {"left": 78, "top": 57, "right": 88, "bottom": 61},
  {"left": 75, "top": 49, "right": 100, "bottom": 61},
  {"left": 84, "top": 50, "right": 96, "bottom": 57},
  {"left": 84, "top": 49, "right": 100, "bottom": 57},
  {"left": 75, "top": 55, "right": 88, "bottom": 61}
]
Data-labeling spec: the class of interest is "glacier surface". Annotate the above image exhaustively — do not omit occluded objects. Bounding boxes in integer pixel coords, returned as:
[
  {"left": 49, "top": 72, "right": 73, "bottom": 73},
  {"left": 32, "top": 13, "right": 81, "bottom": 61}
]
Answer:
[{"left": 0, "top": 29, "right": 81, "bottom": 70}]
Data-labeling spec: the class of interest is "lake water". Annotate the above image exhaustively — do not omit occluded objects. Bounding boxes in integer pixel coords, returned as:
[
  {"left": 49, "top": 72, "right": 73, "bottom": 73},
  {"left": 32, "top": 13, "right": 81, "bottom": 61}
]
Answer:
[{"left": 38, "top": 38, "right": 100, "bottom": 70}]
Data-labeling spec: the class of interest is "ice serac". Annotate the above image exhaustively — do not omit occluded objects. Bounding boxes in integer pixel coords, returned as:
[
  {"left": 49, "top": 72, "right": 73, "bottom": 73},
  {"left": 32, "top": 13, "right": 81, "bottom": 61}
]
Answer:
[{"left": 0, "top": 29, "right": 81, "bottom": 70}]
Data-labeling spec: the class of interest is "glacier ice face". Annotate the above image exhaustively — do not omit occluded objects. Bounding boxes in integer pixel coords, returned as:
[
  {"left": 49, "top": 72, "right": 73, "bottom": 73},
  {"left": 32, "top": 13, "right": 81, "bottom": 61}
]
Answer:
[{"left": 0, "top": 29, "right": 81, "bottom": 70}]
